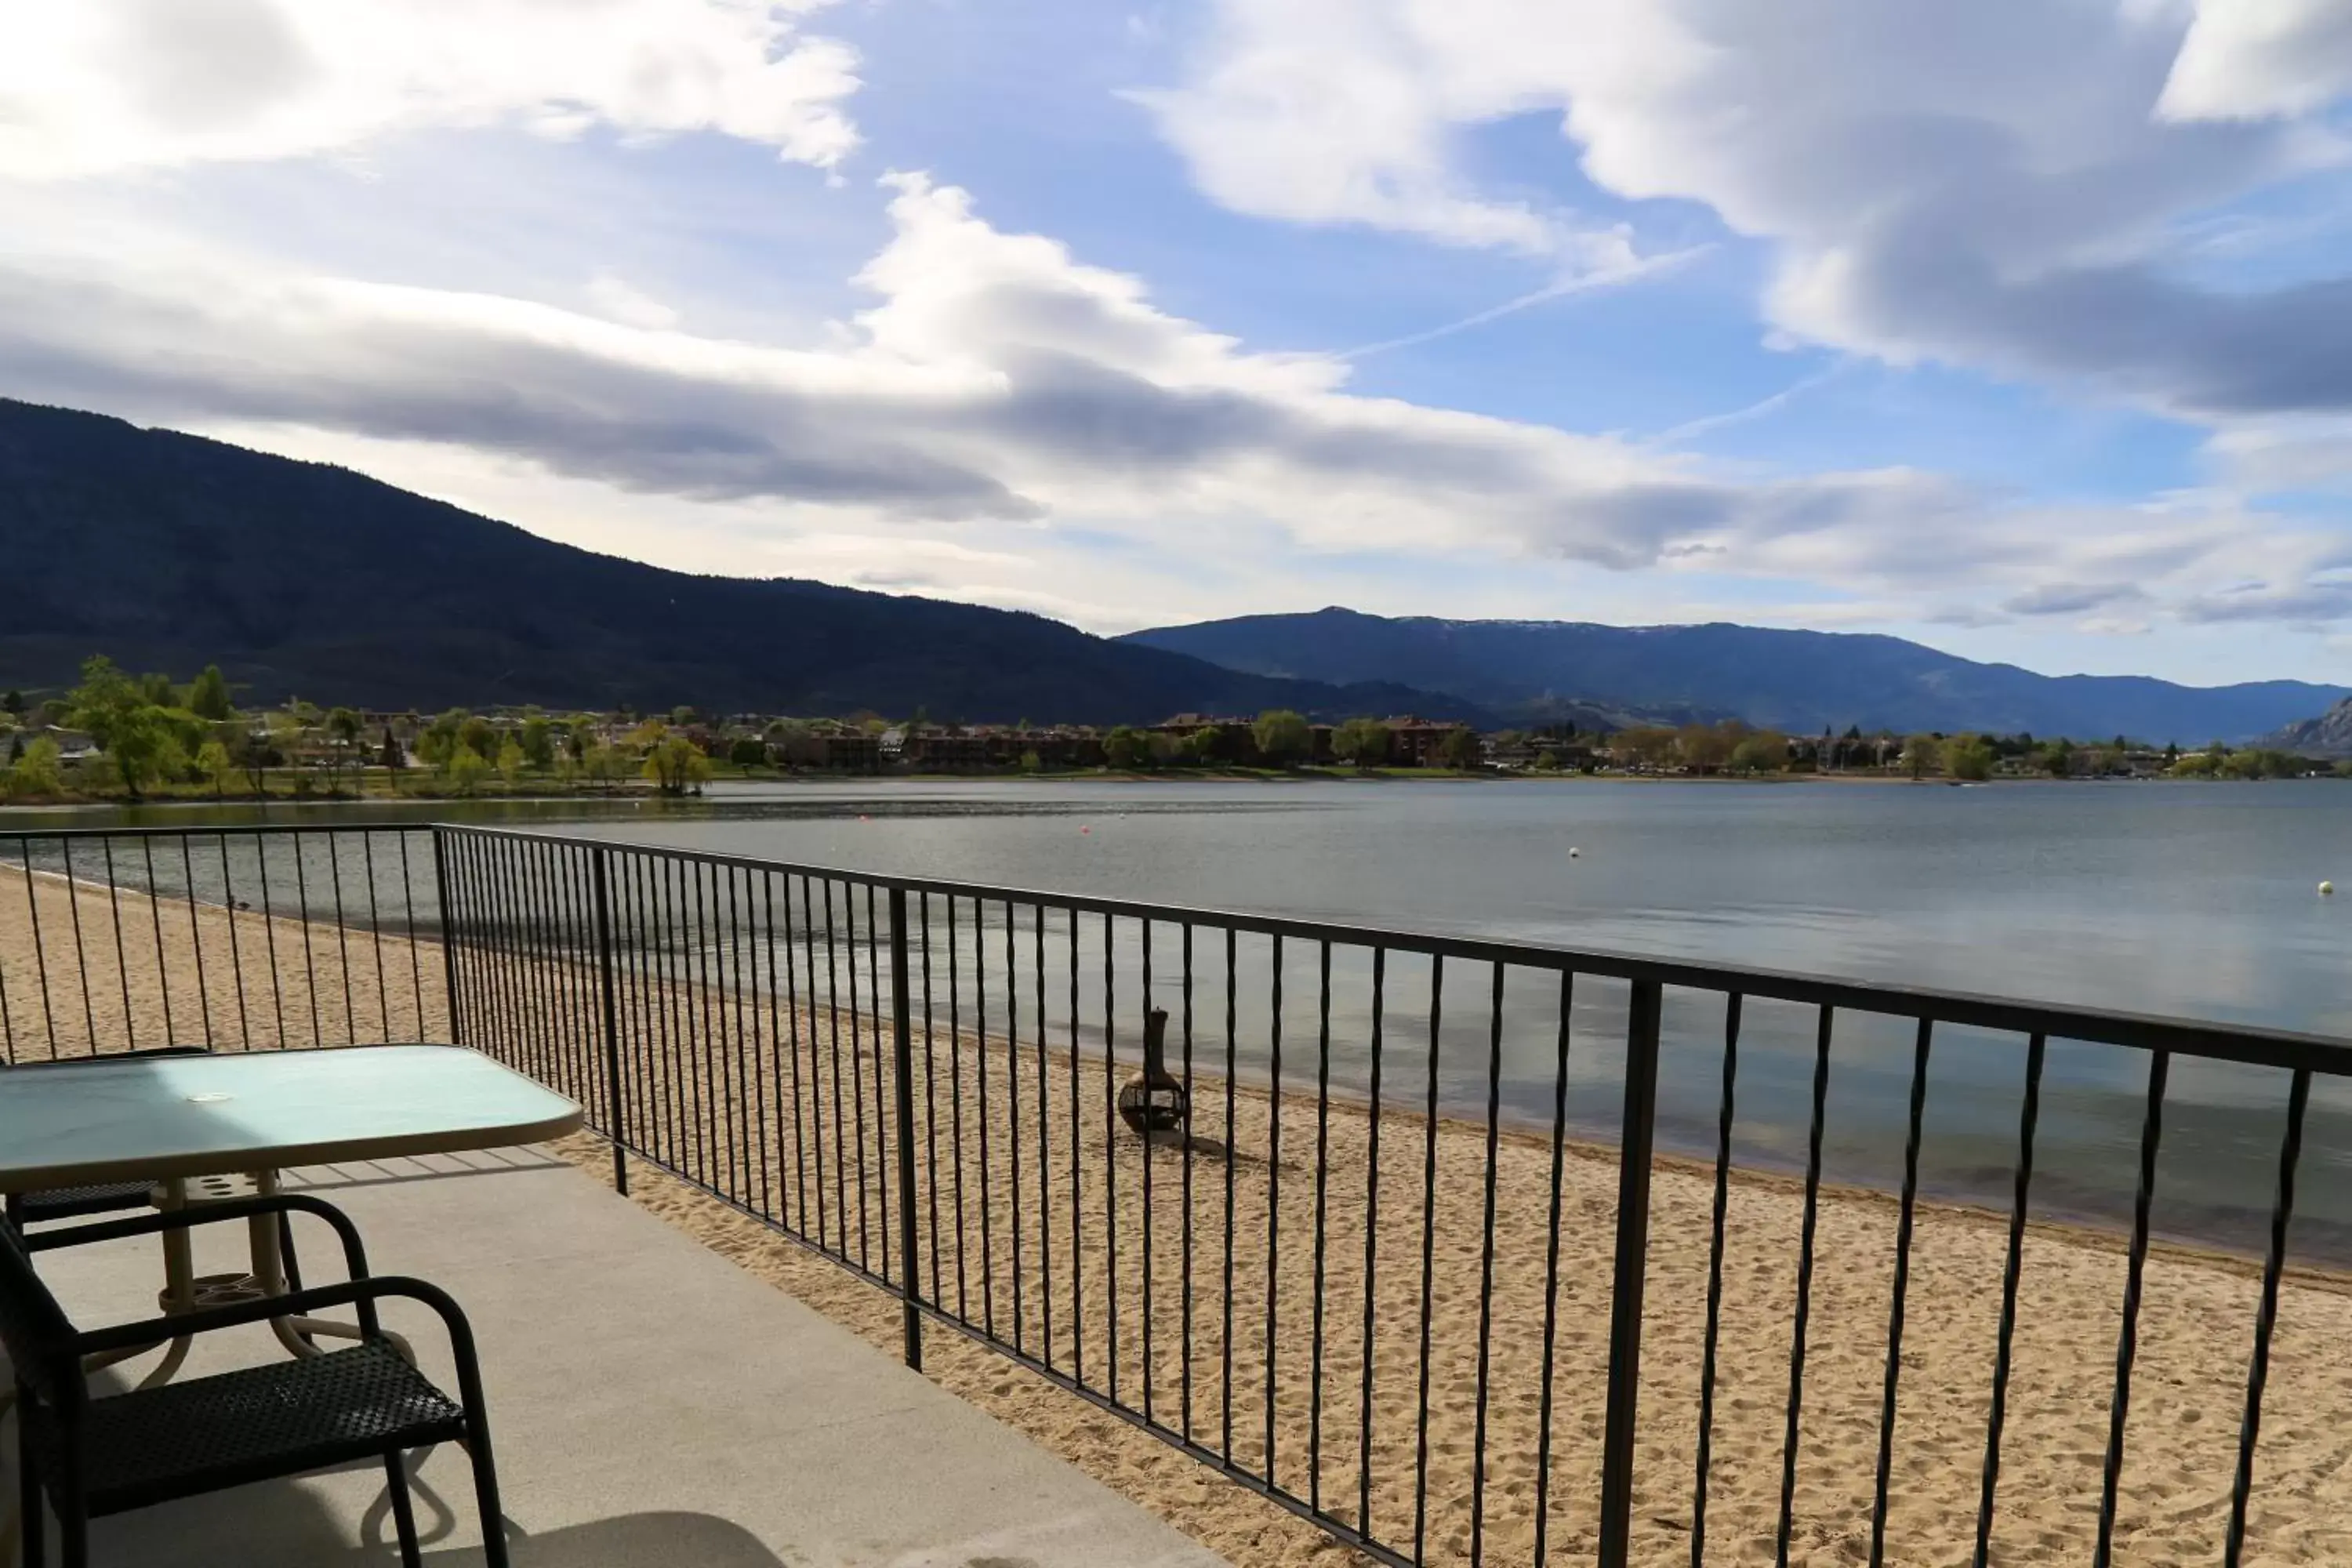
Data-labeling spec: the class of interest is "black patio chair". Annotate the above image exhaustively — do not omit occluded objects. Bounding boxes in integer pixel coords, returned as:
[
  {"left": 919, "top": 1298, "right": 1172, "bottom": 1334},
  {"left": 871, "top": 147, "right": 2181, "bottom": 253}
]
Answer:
[{"left": 3, "top": 1193, "right": 509, "bottom": 1568}]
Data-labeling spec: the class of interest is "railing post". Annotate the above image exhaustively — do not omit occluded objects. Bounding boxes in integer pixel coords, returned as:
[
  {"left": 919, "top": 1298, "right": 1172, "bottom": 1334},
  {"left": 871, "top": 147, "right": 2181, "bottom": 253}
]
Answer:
[
  {"left": 888, "top": 886, "right": 924, "bottom": 1370},
  {"left": 432, "top": 826, "right": 464, "bottom": 1048},
  {"left": 593, "top": 847, "right": 628, "bottom": 1196},
  {"left": 1598, "top": 978, "right": 1664, "bottom": 1568}
]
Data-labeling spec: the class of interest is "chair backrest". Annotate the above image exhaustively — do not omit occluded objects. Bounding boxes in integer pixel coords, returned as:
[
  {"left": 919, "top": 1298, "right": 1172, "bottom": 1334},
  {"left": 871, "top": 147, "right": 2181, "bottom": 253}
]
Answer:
[{"left": 0, "top": 1214, "right": 84, "bottom": 1411}]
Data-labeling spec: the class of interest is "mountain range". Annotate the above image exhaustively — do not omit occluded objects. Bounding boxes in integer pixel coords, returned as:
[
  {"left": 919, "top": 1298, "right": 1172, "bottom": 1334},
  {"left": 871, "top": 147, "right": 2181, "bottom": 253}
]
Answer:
[
  {"left": 2259, "top": 699, "right": 2352, "bottom": 758},
  {"left": 5, "top": 397, "right": 2342, "bottom": 743},
  {"left": 0, "top": 399, "right": 1482, "bottom": 724},
  {"left": 1122, "top": 608, "right": 2347, "bottom": 746}
]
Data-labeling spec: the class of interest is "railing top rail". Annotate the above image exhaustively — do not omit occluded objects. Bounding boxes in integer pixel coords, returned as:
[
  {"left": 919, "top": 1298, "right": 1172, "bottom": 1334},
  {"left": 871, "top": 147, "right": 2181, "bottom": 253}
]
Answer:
[
  {"left": 428, "top": 822, "right": 2352, "bottom": 1075},
  {"left": 0, "top": 821, "right": 434, "bottom": 840}
]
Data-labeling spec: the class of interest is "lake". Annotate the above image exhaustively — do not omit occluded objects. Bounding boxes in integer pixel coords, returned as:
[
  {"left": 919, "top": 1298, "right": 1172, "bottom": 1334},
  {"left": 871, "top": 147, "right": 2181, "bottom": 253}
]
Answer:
[{"left": 11, "top": 777, "right": 2352, "bottom": 1259}]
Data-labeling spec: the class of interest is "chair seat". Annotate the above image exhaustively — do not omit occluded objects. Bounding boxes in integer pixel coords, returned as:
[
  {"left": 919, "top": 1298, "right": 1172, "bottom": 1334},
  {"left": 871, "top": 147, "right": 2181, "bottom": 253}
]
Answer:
[
  {"left": 11, "top": 1181, "right": 159, "bottom": 1225},
  {"left": 67, "top": 1339, "right": 467, "bottom": 1515}
]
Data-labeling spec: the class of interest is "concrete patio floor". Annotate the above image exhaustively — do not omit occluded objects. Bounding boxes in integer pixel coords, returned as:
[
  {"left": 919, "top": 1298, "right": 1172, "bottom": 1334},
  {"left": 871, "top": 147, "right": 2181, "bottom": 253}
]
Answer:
[{"left": 5, "top": 1149, "right": 1229, "bottom": 1567}]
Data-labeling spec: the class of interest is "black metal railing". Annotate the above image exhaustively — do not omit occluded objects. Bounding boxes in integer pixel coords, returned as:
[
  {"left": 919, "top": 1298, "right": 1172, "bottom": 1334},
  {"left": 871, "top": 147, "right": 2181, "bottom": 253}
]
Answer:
[{"left": 5, "top": 818, "right": 2348, "bottom": 1568}]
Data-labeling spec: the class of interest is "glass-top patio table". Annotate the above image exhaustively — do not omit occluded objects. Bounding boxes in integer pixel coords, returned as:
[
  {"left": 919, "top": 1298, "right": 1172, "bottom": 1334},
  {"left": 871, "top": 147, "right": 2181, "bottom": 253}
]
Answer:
[{"left": 0, "top": 1044, "right": 582, "bottom": 1377}]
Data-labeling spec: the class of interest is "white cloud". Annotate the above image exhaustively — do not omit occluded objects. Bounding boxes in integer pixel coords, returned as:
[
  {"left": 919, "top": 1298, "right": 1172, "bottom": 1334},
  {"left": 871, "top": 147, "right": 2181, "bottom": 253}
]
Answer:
[
  {"left": 0, "top": 0, "right": 862, "bottom": 178},
  {"left": 1149, "top": 0, "right": 2352, "bottom": 420},
  {"left": 2161, "top": 0, "right": 2352, "bottom": 122},
  {"left": 5, "top": 169, "right": 2340, "bottom": 633},
  {"left": 586, "top": 273, "right": 683, "bottom": 330}
]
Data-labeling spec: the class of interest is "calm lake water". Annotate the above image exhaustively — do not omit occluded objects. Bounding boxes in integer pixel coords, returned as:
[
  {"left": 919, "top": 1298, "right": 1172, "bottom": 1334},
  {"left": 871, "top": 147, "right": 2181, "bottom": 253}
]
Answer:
[{"left": 13, "top": 778, "right": 2352, "bottom": 1260}]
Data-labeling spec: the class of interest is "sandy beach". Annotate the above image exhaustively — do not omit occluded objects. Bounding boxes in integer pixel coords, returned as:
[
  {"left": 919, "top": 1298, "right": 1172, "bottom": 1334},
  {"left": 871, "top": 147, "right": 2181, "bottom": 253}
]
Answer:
[{"left": 7, "top": 859, "right": 2350, "bottom": 1567}]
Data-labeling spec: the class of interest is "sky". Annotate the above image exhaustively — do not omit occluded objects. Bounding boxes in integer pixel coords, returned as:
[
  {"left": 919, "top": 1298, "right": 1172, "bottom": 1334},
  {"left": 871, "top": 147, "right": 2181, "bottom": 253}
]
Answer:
[{"left": 4, "top": 1, "right": 2352, "bottom": 685}]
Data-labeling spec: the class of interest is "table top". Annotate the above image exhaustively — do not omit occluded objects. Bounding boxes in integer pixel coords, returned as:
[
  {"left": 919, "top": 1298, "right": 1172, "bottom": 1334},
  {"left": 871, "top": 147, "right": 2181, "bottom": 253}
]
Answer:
[{"left": 0, "top": 1045, "right": 584, "bottom": 1192}]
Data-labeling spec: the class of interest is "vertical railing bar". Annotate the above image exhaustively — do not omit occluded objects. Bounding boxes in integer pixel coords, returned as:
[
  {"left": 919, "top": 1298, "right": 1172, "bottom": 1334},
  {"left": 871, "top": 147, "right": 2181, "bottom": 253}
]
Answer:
[
  {"left": 253, "top": 839, "right": 289, "bottom": 1049},
  {"left": 921, "top": 891, "right": 940, "bottom": 1300},
  {"left": 1181, "top": 920, "right": 1196, "bottom": 1445},
  {"left": 616, "top": 855, "right": 655, "bottom": 1171},
  {"left": 426, "top": 830, "right": 455, "bottom": 1048},
  {"left": 2092, "top": 1047, "right": 2168, "bottom": 1568},
  {"left": 326, "top": 829, "right": 356, "bottom": 1044},
  {"left": 1410, "top": 953, "right": 1445, "bottom": 1566},
  {"left": 1971, "top": 1031, "right": 2048, "bottom": 1568},
  {"left": 180, "top": 835, "right": 215, "bottom": 1051},
  {"left": 825, "top": 877, "right": 851, "bottom": 1259},
  {"left": 1531, "top": 971, "right": 1573, "bottom": 1567},
  {"left": 1262, "top": 931, "right": 1280, "bottom": 1481},
  {"left": 289, "top": 829, "right": 322, "bottom": 1047},
  {"left": 1106, "top": 909, "right": 1122, "bottom": 1405},
  {"left": 594, "top": 847, "right": 626, "bottom": 1193},
  {"left": 1693, "top": 993, "right": 1745, "bottom": 1567},
  {"left": 361, "top": 833, "right": 390, "bottom": 1040},
  {"left": 139, "top": 837, "right": 173, "bottom": 1048},
  {"left": 1221, "top": 923, "right": 1237, "bottom": 1465},
  {"left": 20, "top": 840, "right": 57, "bottom": 1058},
  {"left": 737, "top": 865, "right": 770, "bottom": 1219},
  {"left": 1036, "top": 903, "right": 1054, "bottom": 1370},
  {"left": 666, "top": 855, "right": 698, "bottom": 1184},
  {"left": 655, "top": 853, "right": 688, "bottom": 1171},
  {"left": 867, "top": 883, "right": 891, "bottom": 1281},
  {"left": 747, "top": 870, "right": 777, "bottom": 1225},
  {"left": 1357, "top": 946, "right": 1386, "bottom": 1541},
  {"left": 1072, "top": 906, "right": 1087, "bottom": 1381},
  {"left": 2223, "top": 1065, "right": 2310, "bottom": 1568},
  {"left": 509, "top": 840, "right": 552, "bottom": 1090},
  {"left": 100, "top": 837, "right": 136, "bottom": 1052},
  {"left": 847, "top": 877, "right": 873, "bottom": 1269},
  {"left": 946, "top": 893, "right": 965, "bottom": 1316},
  {"left": 891, "top": 885, "right": 924, "bottom": 1370},
  {"left": 1468, "top": 960, "right": 1508, "bottom": 1567},
  {"left": 1600, "top": 978, "right": 1667, "bottom": 1568},
  {"left": 780, "top": 873, "right": 808, "bottom": 1239},
  {"left": 803, "top": 874, "right": 829, "bottom": 1254},
  {"left": 1007, "top": 898, "right": 1025, "bottom": 1351},
  {"left": 1867, "top": 1017, "right": 1935, "bottom": 1568},
  {"left": 974, "top": 894, "right": 995, "bottom": 1334},
  {"left": 61, "top": 839, "right": 100, "bottom": 1054},
  {"left": 695, "top": 859, "right": 730, "bottom": 1201},
  {"left": 1141, "top": 916, "right": 1156, "bottom": 1422},
  {"left": 1308, "top": 937, "right": 1332, "bottom": 1513}
]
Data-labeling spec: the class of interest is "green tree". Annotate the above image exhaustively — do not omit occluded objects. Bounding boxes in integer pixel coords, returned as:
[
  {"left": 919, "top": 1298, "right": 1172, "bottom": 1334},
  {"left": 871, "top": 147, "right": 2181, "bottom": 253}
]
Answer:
[
  {"left": 196, "top": 739, "right": 236, "bottom": 797},
  {"left": 184, "top": 665, "right": 233, "bottom": 720},
  {"left": 1253, "top": 709, "right": 1312, "bottom": 765},
  {"left": 642, "top": 735, "right": 713, "bottom": 794},
  {"left": 568, "top": 717, "right": 597, "bottom": 762},
  {"left": 448, "top": 743, "right": 492, "bottom": 796},
  {"left": 1901, "top": 734, "right": 1943, "bottom": 780},
  {"left": 1, "top": 688, "right": 21, "bottom": 719},
  {"left": 1018, "top": 749, "right": 1044, "bottom": 775},
  {"left": 1730, "top": 731, "right": 1789, "bottom": 775},
  {"left": 2042, "top": 739, "right": 2073, "bottom": 778},
  {"left": 5, "top": 738, "right": 64, "bottom": 799},
  {"left": 1102, "top": 726, "right": 1152, "bottom": 770},
  {"left": 69, "top": 655, "right": 198, "bottom": 800},
  {"left": 496, "top": 737, "right": 527, "bottom": 786},
  {"left": 458, "top": 715, "right": 495, "bottom": 760},
  {"left": 381, "top": 726, "right": 405, "bottom": 770},
  {"left": 583, "top": 743, "right": 624, "bottom": 792},
  {"left": 1439, "top": 727, "right": 1481, "bottom": 770},
  {"left": 728, "top": 736, "right": 767, "bottom": 768},
  {"left": 1534, "top": 748, "right": 1560, "bottom": 772},
  {"left": 1331, "top": 717, "right": 1390, "bottom": 767},
  {"left": 520, "top": 715, "right": 557, "bottom": 770},
  {"left": 1185, "top": 726, "right": 1223, "bottom": 764},
  {"left": 1947, "top": 737, "right": 1996, "bottom": 782}
]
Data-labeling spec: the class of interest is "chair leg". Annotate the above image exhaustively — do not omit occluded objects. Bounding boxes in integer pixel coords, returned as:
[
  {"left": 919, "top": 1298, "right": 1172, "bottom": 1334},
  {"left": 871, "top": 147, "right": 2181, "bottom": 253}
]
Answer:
[
  {"left": 16, "top": 1393, "right": 42, "bottom": 1568},
  {"left": 463, "top": 1420, "right": 509, "bottom": 1568},
  {"left": 383, "top": 1451, "right": 422, "bottom": 1568}
]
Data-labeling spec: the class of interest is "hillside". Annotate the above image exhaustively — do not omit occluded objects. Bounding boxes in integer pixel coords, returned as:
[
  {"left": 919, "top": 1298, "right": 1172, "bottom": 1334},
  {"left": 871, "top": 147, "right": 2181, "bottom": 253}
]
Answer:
[
  {"left": 1122, "top": 608, "right": 2347, "bottom": 744},
  {"left": 0, "top": 400, "right": 1483, "bottom": 724},
  {"left": 2258, "top": 699, "right": 2352, "bottom": 759}
]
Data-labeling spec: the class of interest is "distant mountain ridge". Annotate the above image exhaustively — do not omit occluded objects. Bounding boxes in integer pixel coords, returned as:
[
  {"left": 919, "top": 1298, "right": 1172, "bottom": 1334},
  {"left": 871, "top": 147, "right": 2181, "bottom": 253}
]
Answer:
[
  {"left": 0, "top": 399, "right": 1486, "bottom": 724},
  {"left": 1121, "top": 608, "right": 2347, "bottom": 744},
  {"left": 2259, "top": 699, "right": 2352, "bottom": 758}
]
